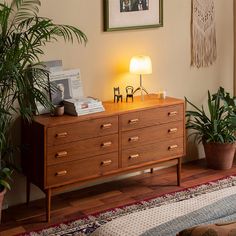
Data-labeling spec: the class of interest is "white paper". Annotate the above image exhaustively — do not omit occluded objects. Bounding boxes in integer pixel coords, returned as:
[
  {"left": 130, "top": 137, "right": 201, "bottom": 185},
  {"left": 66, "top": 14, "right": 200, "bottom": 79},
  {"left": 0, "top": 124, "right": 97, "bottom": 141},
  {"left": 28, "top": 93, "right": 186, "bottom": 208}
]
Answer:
[{"left": 49, "top": 69, "right": 83, "bottom": 105}]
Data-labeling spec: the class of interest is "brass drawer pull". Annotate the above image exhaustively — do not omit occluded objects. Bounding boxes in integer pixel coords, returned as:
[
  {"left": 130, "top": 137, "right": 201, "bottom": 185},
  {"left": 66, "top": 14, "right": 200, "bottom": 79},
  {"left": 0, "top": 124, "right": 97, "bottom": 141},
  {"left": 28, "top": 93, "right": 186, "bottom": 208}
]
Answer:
[
  {"left": 129, "top": 154, "right": 140, "bottom": 160},
  {"left": 168, "top": 128, "right": 178, "bottom": 133},
  {"left": 101, "top": 160, "right": 112, "bottom": 166},
  {"left": 101, "top": 141, "right": 112, "bottom": 148},
  {"left": 56, "top": 170, "right": 67, "bottom": 176},
  {"left": 56, "top": 132, "right": 68, "bottom": 138},
  {"left": 129, "top": 136, "right": 139, "bottom": 142},
  {"left": 168, "top": 145, "right": 178, "bottom": 150},
  {"left": 55, "top": 151, "right": 68, "bottom": 158},
  {"left": 128, "top": 118, "right": 139, "bottom": 125},
  {"left": 101, "top": 123, "right": 112, "bottom": 129},
  {"left": 168, "top": 111, "right": 178, "bottom": 117}
]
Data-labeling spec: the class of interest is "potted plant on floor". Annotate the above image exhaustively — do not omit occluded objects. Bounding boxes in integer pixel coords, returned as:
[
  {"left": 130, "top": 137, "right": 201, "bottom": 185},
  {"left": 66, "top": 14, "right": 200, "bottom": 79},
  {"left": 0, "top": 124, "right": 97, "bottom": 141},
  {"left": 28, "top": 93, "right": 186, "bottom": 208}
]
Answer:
[
  {"left": 0, "top": 166, "right": 12, "bottom": 221},
  {"left": 185, "top": 87, "right": 236, "bottom": 170},
  {"left": 0, "top": 0, "right": 87, "bottom": 217},
  {"left": 0, "top": 108, "right": 13, "bottom": 221}
]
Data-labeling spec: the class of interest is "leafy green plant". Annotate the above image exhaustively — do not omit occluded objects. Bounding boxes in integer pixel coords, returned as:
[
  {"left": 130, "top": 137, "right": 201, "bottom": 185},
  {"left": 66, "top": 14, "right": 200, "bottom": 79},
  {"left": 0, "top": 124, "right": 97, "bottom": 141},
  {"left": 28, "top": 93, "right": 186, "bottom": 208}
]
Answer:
[
  {"left": 185, "top": 87, "right": 236, "bottom": 144},
  {"left": 0, "top": 108, "right": 13, "bottom": 191},
  {"left": 0, "top": 167, "right": 12, "bottom": 191},
  {"left": 0, "top": 0, "right": 87, "bottom": 121},
  {"left": 0, "top": 0, "right": 87, "bottom": 190}
]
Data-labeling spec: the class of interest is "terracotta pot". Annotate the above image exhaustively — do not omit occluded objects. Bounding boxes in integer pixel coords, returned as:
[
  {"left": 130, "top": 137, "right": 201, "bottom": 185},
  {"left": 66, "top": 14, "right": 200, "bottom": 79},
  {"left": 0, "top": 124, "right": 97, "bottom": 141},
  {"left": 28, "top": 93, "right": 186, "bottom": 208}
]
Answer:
[
  {"left": 203, "top": 142, "right": 236, "bottom": 170},
  {"left": 0, "top": 188, "right": 6, "bottom": 222}
]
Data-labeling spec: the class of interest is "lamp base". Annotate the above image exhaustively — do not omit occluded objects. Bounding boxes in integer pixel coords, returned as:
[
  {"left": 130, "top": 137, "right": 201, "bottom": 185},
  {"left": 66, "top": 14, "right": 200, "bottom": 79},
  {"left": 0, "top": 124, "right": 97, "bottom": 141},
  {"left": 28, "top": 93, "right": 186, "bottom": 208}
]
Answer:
[
  {"left": 133, "top": 86, "right": 148, "bottom": 101},
  {"left": 133, "top": 86, "right": 148, "bottom": 94},
  {"left": 133, "top": 74, "right": 148, "bottom": 101}
]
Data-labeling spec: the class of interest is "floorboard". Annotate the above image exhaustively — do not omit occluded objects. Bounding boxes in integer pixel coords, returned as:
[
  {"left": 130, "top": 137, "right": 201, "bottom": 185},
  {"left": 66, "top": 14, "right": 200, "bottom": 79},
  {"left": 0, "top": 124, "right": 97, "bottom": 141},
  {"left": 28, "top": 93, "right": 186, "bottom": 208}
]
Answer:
[{"left": 1, "top": 159, "right": 236, "bottom": 235}]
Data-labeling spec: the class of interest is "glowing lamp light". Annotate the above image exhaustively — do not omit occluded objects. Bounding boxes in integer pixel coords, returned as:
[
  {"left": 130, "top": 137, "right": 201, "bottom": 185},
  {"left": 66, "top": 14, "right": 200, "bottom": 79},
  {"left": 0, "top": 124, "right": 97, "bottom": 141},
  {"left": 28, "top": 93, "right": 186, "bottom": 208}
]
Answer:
[{"left": 129, "top": 55, "right": 152, "bottom": 101}]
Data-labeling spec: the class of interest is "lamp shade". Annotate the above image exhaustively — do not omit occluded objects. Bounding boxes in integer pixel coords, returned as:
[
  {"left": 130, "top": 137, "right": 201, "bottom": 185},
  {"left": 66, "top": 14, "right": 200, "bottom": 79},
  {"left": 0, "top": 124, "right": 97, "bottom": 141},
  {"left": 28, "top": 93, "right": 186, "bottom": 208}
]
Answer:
[{"left": 130, "top": 55, "right": 152, "bottom": 75}]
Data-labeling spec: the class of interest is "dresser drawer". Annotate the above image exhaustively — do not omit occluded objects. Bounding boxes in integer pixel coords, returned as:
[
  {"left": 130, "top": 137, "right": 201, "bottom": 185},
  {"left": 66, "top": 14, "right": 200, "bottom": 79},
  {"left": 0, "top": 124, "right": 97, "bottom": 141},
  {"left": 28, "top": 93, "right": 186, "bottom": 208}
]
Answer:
[
  {"left": 47, "top": 134, "right": 118, "bottom": 165},
  {"left": 122, "top": 121, "right": 183, "bottom": 150},
  {"left": 47, "top": 116, "right": 118, "bottom": 146},
  {"left": 46, "top": 152, "right": 118, "bottom": 187},
  {"left": 122, "top": 138, "right": 183, "bottom": 167},
  {"left": 120, "top": 105, "right": 183, "bottom": 131}
]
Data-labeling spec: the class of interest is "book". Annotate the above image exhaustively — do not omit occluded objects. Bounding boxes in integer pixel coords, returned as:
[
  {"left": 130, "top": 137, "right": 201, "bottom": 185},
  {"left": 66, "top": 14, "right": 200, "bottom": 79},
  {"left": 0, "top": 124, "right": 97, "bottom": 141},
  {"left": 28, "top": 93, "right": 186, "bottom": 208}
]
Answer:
[
  {"left": 63, "top": 97, "right": 102, "bottom": 109},
  {"left": 43, "top": 60, "right": 63, "bottom": 73},
  {"left": 63, "top": 97, "right": 105, "bottom": 116},
  {"left": 65, "top": 106, "right": 105, "bottom": 116}
]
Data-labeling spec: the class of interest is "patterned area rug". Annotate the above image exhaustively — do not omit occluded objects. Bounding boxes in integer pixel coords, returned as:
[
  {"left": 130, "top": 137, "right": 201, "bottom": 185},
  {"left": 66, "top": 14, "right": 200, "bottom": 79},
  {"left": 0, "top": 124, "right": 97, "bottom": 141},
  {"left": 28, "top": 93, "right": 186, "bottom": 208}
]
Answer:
[{"left": 19, "top": 176, "right": 236, "bottom": 236}]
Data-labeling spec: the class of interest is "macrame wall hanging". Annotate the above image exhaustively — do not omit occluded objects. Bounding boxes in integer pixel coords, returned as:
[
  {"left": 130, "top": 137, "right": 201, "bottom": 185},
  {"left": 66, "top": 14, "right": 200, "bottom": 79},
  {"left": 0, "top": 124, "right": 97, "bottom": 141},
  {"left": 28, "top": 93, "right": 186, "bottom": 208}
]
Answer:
[{"left": 191, "top": 0, "right": 217, "bottom": 68}]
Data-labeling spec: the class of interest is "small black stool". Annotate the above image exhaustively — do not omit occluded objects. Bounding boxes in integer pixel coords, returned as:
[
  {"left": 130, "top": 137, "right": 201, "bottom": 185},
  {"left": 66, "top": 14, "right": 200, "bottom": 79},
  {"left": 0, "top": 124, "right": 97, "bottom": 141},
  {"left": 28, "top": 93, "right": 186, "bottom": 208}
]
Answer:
[
  {"left": 113, "top": 87, "right": 123, "bottom": 103},
  {"left": 126, "top": 86, "right": 134, "bottom": 102}
]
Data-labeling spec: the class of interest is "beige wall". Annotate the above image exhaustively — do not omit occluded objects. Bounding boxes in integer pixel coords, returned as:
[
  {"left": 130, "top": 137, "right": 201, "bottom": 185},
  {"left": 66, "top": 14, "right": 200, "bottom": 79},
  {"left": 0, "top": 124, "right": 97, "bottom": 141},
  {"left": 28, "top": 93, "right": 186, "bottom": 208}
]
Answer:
[{"left": 5, "top": 0, "right": 234, "bottom": 207}]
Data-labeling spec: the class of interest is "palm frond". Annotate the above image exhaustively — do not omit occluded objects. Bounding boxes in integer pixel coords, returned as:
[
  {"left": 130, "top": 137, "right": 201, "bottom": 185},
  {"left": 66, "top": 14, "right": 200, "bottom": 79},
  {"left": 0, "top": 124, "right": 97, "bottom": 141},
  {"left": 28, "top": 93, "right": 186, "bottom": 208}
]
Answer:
[
  {"left": 0, "top": 0, "right": 88, "bottom": 189},
  {"left": 9, "top": 0, "right": 40, "bottom": 25}
]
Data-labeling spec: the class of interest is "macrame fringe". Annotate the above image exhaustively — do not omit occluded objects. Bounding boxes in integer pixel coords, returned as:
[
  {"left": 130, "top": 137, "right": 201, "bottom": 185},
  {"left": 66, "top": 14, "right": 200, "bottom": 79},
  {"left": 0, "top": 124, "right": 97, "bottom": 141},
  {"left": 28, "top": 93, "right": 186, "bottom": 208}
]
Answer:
[
  {"left": 191, "top": 25, "right": 217, "bottom": 68},
  {"left": 191, "top": 0, "right": 217, "bottom": 68}
]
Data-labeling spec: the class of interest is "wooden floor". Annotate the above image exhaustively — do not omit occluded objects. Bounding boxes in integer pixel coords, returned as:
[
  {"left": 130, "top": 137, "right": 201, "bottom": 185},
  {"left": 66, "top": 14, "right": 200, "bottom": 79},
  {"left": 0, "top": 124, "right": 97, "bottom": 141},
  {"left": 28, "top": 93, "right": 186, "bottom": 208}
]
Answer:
[{"left": 1, "top": 159, "right": 236, "bottom": 235}]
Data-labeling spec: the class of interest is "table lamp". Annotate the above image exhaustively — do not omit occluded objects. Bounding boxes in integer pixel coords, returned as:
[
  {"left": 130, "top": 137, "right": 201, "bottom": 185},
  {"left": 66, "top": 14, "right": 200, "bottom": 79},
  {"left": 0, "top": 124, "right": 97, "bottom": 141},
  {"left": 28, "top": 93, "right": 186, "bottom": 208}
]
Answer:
[{"left": 130, "top": 55, "right": 152, "bottom": 101}]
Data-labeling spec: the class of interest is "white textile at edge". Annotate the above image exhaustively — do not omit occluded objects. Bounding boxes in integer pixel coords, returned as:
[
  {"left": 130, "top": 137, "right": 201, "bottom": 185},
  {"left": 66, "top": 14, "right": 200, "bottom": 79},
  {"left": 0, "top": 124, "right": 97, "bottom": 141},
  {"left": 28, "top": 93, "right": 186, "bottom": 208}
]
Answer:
[{"left": 92, "top": 185, "right": 236, "bottom": 236}]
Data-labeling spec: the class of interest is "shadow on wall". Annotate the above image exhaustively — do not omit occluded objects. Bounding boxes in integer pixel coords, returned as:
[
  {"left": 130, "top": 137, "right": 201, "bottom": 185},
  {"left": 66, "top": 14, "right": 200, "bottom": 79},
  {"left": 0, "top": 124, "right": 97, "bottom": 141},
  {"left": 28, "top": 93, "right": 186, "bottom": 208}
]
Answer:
[
  {"left": 185, "top": 138, "right": 205, "bottom": 163},
  {"left": 10, "top": 117, "right": 22, "bottom": 171},
  {"left": 4, "top": 117, "right": 45, "bottom": 207}
]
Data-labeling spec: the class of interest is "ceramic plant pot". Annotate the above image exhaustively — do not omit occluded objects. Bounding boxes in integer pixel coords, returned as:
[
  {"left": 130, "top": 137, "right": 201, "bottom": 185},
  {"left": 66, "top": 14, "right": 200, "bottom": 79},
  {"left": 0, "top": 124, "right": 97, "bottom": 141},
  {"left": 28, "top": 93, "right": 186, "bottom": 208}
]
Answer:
[
  {"left": 0, "top": 188, "right": 6, "bottom": 222},
  {"left": 203, "top": 142, "right": 236, "bottom": 170}
]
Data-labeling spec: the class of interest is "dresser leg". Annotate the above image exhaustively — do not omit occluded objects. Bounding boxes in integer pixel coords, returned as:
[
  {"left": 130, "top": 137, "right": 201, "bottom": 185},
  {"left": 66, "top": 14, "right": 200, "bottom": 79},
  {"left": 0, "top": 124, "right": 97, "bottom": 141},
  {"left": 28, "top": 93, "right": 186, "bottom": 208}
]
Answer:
[
  {"left": 150, "top": 168, "right": 154, "bottom": 173},
  {"left": 177, "top": 158, "right": 182, "bottom": 186},
  {"left": 26, "top": 178, "right": 30, "bottom": 205},
  {"left": 46, "top": 189, "right": 52, "bottom": 222}
]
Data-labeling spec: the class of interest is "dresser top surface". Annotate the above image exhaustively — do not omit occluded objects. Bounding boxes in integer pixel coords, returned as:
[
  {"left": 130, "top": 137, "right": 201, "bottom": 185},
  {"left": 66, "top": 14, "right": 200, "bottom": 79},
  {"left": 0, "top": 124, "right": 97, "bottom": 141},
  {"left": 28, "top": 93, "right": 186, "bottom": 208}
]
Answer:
[{"left": 33, "top": 94, "right": 184, "bottom": 127}]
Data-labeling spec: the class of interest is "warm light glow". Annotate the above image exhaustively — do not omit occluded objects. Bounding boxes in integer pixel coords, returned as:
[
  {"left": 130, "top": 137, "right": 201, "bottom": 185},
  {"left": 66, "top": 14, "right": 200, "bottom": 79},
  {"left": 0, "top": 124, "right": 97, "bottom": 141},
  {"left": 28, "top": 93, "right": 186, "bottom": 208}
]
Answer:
[{"left": 130, "top": 55, "right": 152, "bottom": 75}]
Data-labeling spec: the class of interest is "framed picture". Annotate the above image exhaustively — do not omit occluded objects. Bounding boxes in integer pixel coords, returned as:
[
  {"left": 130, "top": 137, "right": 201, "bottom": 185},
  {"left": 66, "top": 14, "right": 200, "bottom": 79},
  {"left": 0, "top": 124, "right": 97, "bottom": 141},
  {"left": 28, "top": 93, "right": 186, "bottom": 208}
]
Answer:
[
  {"left": 36, "top": 69, "right": 83, "bottom": 114},
  {"left": 104, "top": 0, "right": 163, "bottom": 31},
  {"left": 49, "top": 69, "right": 83, "bottom": 105}
]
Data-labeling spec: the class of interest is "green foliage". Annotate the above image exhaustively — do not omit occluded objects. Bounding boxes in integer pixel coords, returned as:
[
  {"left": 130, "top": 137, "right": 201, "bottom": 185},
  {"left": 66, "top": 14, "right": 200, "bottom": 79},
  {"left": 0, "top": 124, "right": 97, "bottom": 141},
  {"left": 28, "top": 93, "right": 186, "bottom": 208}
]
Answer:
[
  {"left": 0, "top": 109, "right": 14, "bottom": 191},
  {"left": 185, "top": 87, "right": 236, "bottom": 144},
  {"left": 0, "top": 0, "right": 87, "bottom": 121},
  {"left": 0, "top": 167, "right": 13, "bottom": 191},
  {"left": 0, "top": 0, "right": 87, "bottom": 191}
]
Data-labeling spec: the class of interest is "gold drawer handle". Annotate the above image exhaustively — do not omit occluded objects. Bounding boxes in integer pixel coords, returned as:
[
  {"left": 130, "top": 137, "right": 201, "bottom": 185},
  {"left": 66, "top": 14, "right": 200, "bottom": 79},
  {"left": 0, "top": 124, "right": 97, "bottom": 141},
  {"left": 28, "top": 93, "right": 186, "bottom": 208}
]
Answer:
[
  {"left": 101, "top": 160, "right": 112, "bottom": 166},
  {"left": 168, "top": 145, "right": 178, "bottom": 150},
  {"left": 168, "top": 111, "right": 178, "bottom": 117},
  {"left": 101, "top": 123, "right": 112, "bottom": 129},
  {"left": 55, "top": 151, "right": 68, "bottom": 158},
  {"left": 129, "top": 154, "right": 140, "bottom": 160},
  {"left": 56, "top": 170, "right": 67, "bottom": 176},
  {"left": 128, "top": 118, "right": 139, "bottom": 124},
  {"left": 168, "top": 128, "right": 178, "bottom": 133},
  {"left": 101, "top": 141, "right": 112, "bottom": 148},
  {"left": 56, "top": 132, "right": 68, "bottom": 138},
  {"left": 129, "top": 136, "right": 139, "bottom": 142}
]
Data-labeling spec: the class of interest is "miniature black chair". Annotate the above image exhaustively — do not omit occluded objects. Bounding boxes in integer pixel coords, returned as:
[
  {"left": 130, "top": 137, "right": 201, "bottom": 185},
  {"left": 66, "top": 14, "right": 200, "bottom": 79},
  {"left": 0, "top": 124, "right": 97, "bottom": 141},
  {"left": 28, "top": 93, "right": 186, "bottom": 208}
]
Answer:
[
  {"left": 126, "top": 86, "right": 134, "bottom": 102},
  {"left": 113, "top": 87, "right": 123, "bottom": 103}
]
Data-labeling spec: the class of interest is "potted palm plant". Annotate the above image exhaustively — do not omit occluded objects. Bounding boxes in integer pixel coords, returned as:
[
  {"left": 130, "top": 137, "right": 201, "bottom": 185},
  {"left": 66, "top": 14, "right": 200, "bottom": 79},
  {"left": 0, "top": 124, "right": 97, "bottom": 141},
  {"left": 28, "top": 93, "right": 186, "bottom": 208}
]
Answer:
[
  {"left": 185, "top": 87, "right": 236, "bottom": 170},
  {"left": 0, "top": 108, "right": 13, "bottom": 221},
  {"left": 0, "top": 0, "right": 87, "bottom": 217},
  {"left": 0, "top": 166, "right": 12, "bottom": 221}
]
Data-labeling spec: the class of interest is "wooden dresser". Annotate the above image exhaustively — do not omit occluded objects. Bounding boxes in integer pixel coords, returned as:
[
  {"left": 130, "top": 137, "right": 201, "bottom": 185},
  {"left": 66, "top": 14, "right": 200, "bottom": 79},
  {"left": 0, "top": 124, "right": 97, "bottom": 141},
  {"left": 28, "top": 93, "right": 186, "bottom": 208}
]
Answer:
[{"left": 22, "top": 94, "right": 185, "bottom": 221}]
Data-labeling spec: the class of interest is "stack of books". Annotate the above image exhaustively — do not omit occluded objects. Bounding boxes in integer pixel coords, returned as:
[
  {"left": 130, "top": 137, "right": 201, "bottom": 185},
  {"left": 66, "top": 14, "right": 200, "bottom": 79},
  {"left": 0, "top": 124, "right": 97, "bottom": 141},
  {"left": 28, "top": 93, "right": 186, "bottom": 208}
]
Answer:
[{"left": 63, "top": 97, "right": 105, "bottom": 116}]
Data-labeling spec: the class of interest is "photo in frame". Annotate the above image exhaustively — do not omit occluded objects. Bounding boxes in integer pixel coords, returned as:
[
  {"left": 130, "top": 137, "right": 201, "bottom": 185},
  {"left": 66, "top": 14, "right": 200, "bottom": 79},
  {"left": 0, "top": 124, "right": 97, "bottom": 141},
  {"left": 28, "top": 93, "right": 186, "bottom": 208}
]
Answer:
[
  {"left": 104, "top": 0, "right": 163, "bottom": 31},
  {"left": 36, "top": 69, "right": 83, "bottom": 114},
  {"left": 49, "top": 69, "right": 83, "bottom": 105}
]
